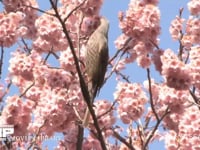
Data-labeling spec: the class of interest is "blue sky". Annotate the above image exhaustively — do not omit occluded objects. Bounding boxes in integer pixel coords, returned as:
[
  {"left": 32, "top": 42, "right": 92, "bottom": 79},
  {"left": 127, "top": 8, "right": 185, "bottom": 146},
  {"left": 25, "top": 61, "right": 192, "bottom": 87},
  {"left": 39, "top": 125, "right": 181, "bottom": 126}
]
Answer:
[{"left": 1, "top": 0, "right": 190, "bottom": 149}]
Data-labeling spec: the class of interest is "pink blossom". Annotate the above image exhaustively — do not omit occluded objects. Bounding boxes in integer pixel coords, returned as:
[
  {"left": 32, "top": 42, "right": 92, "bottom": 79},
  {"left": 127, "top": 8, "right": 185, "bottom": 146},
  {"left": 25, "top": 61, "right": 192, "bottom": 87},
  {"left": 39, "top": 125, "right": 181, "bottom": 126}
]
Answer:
[
  {"left": 55, "top": 123, "right": 78, "bottom": 150},
  {"left": 189, "top": 46, "right": 200, "bottom": 89},
  {"left": 115, "top": 59, "right": 126, "bottom": 71},
  {"left": 188, "top": 0, "right": 200, "bottom": 16},
  {"left": 34, "top": 8, "right": 69, "bottom": 52},
  {"left": 114, "top": 34, "right": 130, "bottom": 50},
  {"left": 59, "top": 47, "right": 83, "bottom": 72},
  {"left": 119, "top": 0, "right": 160, "bottom": 42},
  {"left": 114, "top": 82, "right": 147, "bottom": 124},
  {"left": 92, "top": 100, "right": 116, "bottom": 137},
  {"left": 116, "top": 0, "right": 161, "bottom": 68},
  {"left": 9, "top": 50, "right": 42, "bottom": 81},
  {"left": 181, "top": 35, "right": 193, "bottom": 49},
  {"left": 144, "top": 79, "right": 190, "bottom": 131},
  {"left": 136, "top": 55, "right": 151, "bottom": 68},
  {"left": 185, "top": 16, "right": 200, "bottom": 45},
  {"left": 0, "top": 12, "right": 25, "bottom": 47},
  {"left": 83, "top": 135, "right": 102, "bottom": 150},
  {"left": 143, "top": 0, "right": 159, "bottom": 5},
  {"left": 2, "top": 0, "right": 39, "bottom": 38},
  {"left": 1, "top": 96, "right": 33, "bottom": 136},
  {"left": 161, "top": 49, "right": 191, "bottom": 90},
  {"left": 169, "top": 16, "right": 185, "bottom": 40},
  {"left": 165, "top": 106, "right": 200, "bottom": 149},
  {"left": 60, "top": 0, "right": 103, "bottom": 15}
]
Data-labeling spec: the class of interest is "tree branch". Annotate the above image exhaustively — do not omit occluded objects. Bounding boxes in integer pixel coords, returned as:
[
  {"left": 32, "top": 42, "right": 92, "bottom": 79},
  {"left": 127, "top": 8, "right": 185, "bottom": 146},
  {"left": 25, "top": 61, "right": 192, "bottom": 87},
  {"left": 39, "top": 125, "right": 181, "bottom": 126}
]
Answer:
[
  {"left": 143, "top": 107, "right": 170, "bottom": 149},
  {"left": 146, "top": 68, "right": 159, "bottom": 120},
  {"left": 112, "top": 129, "right": 135, "bottom": 150},
  {"left": 0, "top": 46, "right": 4, "bottom": 79},
  {"left": 49, "top": 1, "right": 107, "bottom": 149}
]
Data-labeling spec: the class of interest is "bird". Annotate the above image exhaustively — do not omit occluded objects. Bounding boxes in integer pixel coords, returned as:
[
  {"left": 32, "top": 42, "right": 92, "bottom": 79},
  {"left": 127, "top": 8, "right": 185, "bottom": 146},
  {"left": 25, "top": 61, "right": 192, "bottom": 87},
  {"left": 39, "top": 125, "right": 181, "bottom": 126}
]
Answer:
[{"left": 82, "top": 17, "right": 109, "bottom": 127}]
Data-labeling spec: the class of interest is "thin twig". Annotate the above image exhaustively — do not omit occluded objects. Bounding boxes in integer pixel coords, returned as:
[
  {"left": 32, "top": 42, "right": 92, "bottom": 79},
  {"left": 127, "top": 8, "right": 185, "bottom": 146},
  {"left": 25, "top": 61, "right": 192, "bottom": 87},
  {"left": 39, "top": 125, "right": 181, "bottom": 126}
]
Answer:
[
  {"left": 19, "top": 82, "right": 35, "bottom": 98},
  {"left": 27, "top": 120, "right": 47, "bottom": 150},
  {"left": 113, "top": 129, "right": 135, "bottom": 150},
  {"left": 43, "top": 51, "right": 52, "bottom": 65},
  {"left": 178, "top": 8, "right": 184, "bottom": 61},
  {"left": 0, "top": 80, "right": 12, "bottom": 103},
  {"left": 97, "top": 100, "right": 117, "bottom": 119},
  {"left": 23, "top": 5, "right": 55, "bottom": 16},
  {"left": 21, "top": 38, "right": 31, "bottom": 54},
  {"left": 63, "top": 0, "right": 87, "bottom": 23},
  {"left": 108, "top": 37, "right": 132, "bottom": 64},
  {"left": 104, "top": 49, "right": 128, "bottom": 83},
  {"left": 143, "top": 107, "right": 170, "bottom": 149},
  {"left": 0, "top": 46, "right": 4, "bottom": 79},
  {"left": 147, "top": 68, "right": 159, "bottom": 120},
  {"left": 189, "top": 88, "right": 200, "bottom": 109}
]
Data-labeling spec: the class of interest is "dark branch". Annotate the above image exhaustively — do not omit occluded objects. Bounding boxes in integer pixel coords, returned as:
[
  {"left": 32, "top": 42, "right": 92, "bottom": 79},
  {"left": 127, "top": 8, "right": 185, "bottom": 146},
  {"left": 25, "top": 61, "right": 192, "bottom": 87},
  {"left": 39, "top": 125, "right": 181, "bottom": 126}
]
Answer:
[
  {"left": 0, "top": 46, "right": 4, "bottom": 79},
  {"left": 143, "top": 107, "right": 170, "bottom": 149},
  {"left": 113, "top": 129, "right": 136, "bottom": 150},
  {"left": 49, "top": 0, "right": 107, "bottom": 149},
  {"left": 147, "top": 68, "right": 159, "bottom": 120}
]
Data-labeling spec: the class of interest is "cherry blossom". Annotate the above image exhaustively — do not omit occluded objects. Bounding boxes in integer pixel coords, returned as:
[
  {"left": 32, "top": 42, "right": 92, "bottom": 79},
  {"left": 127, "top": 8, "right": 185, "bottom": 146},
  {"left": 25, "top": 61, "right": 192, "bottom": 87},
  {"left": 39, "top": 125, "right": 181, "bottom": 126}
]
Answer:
[
  {"left": 189, "top": 46, "right": 200, "bottom": 89},
  {"left": 115, "top": 0, "right": 160, "bottom": 68},
  {"left": 188, "top": 0, "right": 200, "bottom": 16},
  {"left": 185, "top": 16, "right": 200, "bottom": 45},
  {"left": 160, "top": 49, "right": 191, "bottom": 90},
  {"left": 169, "top": 16, "right": 185, "bottom": 41},
  {"left": 0, "top": 12, "right": 26, "bottom": 47},
  {"left": 2, "top": 0, "right": 39, "bottom": 38},
  {"left": 114, "top": 82, "right": 147, "bottom": 124},
  {"left": 0, "top": 0, "right": 200, "bottom": 150},
  {"left": 1, "top": 95, "right": 34, "bottom": 136}
]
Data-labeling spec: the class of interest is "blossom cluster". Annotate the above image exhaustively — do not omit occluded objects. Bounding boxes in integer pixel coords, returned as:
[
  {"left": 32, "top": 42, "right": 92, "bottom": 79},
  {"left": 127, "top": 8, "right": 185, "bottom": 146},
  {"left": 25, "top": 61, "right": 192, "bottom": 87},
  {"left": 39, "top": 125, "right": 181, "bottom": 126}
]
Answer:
[
  {"left": 5, "top": 49, "right": 85, "bottom": 138},
  {"left": 93, "top": 100, "right": 116, "bottom": 136},
  {"left": 114, "top": 82, "right": 147, "bottom": 124},
  {"left": 190, "top": 46, "right": 200, "bottom": 89},
  {"left": 0, "top": 12, "right": 25, "bottom": 47},
  {"left": 164, "top": 105, "right": 200, "bottom": 150},
  {"left": 115, "top": 0, "right": 160, "bottom": 68},
  {"left": 169, "top": 1, "right": 200, "bottom": 48},
  {"left": 1, "top": 96, "right": 34, "bottom": 136},
  {"left": 160, "top": 49, "right": 191, "bottom": 90},
  {"left": 169, "top": 16, "right": 185, "bottom": 41},
  {"left": 60, "top": 0, "right": 103, "bottom": 16},
  {"left": 8, "top": 50, "right": 41, "bottom": 81},
  {"left": 170, "top": 16, "right": 200, "bottom": 49},
  {"left": 2, "top": 0, "right": 38, "bottom": 38},
  {"left": 34, "top": 0, "right": 102, "bottom": 53},
  {"left": 187, "top": 0, "right": 200, "bottom": 16}
]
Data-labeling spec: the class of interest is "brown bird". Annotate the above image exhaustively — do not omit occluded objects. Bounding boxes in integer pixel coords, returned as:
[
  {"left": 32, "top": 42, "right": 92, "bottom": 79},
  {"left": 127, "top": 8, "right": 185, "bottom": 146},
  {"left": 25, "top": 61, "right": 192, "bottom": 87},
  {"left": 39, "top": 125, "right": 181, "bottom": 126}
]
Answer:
[{"left": 83, "top": 17, "right": 109, "bottom": 127}]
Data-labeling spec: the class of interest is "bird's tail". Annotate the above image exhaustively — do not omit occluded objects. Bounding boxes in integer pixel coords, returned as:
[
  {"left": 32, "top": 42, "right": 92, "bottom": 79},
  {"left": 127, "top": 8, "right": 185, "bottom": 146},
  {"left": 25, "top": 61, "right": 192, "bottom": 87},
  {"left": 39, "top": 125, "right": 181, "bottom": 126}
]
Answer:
[{"left": 82, "top": 83, "right": 95, "bottom": 127}]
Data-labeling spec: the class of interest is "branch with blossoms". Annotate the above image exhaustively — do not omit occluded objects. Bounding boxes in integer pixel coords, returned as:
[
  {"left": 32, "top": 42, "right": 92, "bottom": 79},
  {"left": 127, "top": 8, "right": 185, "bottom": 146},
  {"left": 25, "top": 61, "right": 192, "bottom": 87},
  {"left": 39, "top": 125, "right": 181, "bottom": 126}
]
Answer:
[
  {"left": 49, "top": 1, "right": 107, "bottom": 150},
  {"left": 0, "top": 0, "right": 200, "bottom": 150}
]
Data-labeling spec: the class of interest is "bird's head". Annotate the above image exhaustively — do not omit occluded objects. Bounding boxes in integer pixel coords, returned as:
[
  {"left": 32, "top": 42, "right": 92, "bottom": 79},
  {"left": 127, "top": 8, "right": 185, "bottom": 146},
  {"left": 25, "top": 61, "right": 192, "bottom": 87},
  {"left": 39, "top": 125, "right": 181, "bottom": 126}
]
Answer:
[{"left": 98, "top": 16, "right": 109, "bottom": 36}]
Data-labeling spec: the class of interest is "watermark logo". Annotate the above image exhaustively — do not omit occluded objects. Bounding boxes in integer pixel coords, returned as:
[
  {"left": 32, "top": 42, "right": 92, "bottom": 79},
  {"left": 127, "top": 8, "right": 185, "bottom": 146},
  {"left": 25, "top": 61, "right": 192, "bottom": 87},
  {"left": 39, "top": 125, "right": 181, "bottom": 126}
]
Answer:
[
  {"left": 0, "top": 125, "right": 62, "bottom": 142},
  {"left": 0, "top": 125, "right": 14, "bottom": 141}
]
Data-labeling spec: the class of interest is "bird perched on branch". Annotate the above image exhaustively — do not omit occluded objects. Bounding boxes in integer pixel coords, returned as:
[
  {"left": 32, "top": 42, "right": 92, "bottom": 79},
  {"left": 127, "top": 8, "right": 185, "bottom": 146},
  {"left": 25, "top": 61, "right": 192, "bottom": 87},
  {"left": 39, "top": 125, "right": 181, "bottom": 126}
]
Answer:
[{"left": 83, "top": 17, "right": 109, "bottom": 127}]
